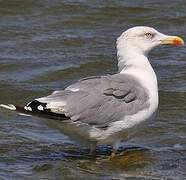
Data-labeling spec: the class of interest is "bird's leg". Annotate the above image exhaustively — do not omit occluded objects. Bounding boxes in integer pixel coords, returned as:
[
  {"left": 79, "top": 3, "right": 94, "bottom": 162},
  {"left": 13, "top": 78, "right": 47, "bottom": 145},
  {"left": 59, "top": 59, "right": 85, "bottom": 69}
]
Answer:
[
  {"left": 109, "top": 148, "right": 119, "bottom": 159},
  {"left": 90, "top": 144, "right": 96, "bottom": 153},
  {"left": 88, "top": 143, "right": 97, "bottom": 156},
  {"left": 108, "top": 140, "right": 121, "bottom": 159}
]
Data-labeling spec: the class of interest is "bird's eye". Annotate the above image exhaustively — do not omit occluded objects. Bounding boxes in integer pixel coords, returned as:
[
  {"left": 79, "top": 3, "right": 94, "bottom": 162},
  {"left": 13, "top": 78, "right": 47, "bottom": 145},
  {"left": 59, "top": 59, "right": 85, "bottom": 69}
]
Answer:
[{"left": 144, "top": 32, "right": 153, "bottom": 38}]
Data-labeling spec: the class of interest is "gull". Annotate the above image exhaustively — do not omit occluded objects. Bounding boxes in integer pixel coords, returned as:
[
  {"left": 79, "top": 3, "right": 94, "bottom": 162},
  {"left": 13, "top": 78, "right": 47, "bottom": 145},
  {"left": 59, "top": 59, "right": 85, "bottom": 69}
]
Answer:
[{"left": 1, "top": 26, "right": 184, "bottom": 151}]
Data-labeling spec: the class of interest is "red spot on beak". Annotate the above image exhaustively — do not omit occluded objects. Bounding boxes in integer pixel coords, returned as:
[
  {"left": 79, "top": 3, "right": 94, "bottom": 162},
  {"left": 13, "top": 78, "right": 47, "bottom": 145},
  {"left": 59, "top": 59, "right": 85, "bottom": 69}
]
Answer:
[{"left": 173, "top": 37, "right": 184, "bottom": 46}]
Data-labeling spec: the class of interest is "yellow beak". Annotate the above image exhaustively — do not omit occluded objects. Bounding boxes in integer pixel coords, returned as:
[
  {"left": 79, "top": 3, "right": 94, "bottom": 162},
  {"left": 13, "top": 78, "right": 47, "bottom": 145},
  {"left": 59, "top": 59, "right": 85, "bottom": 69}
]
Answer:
[{"left": 161, "top": 36, "right": 184, "bottom": 46}]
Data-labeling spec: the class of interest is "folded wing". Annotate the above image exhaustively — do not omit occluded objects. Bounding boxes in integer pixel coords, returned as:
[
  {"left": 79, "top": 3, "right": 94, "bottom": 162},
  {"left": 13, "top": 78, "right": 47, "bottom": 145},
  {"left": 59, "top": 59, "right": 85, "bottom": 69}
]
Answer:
[{"left": 25, "top": 74, "right": 150, "bottom": 128}]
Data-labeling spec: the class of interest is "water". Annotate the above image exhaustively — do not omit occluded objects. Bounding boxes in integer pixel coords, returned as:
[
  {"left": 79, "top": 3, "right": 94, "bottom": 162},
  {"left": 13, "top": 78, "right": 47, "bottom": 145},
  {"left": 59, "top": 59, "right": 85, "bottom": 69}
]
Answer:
[{"left": 0, "top": 0, "right": 185, "bottom": 179}]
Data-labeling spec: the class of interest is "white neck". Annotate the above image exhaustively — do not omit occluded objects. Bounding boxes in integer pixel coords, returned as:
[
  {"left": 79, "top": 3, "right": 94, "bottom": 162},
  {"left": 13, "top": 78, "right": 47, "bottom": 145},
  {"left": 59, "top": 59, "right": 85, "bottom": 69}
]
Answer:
[{"left": 117, "top": 44, "right": 159, "bottom": 110}]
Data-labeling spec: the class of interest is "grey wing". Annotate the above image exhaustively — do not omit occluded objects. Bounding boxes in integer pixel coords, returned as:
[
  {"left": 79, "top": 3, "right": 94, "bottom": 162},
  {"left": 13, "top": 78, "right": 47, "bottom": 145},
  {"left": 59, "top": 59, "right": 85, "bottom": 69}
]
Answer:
[{"left": 25, "top": 74, "right": 149, "bottom": 128}]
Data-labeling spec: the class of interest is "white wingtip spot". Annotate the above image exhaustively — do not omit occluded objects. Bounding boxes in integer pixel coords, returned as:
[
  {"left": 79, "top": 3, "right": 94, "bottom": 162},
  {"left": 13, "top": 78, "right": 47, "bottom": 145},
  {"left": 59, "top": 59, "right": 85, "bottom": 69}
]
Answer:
[
  {"left": 24, "top": 106, "right": 32, "bottom": 111},
  {"left": 0, "top": 104, "right": 16, "bottom": 111},
  {"left": 37, "top": 105, "right": 44, "bottom": 111},
  {"left": 27, "top": 107, "right": 32, "bottom": 111}
]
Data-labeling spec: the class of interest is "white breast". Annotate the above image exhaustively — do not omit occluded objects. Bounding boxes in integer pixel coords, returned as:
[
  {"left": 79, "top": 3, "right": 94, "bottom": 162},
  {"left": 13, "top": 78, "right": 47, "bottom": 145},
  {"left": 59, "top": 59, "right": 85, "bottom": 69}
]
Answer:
[{"left": 93, "top": 61, "right": 159, "bottom": 144}]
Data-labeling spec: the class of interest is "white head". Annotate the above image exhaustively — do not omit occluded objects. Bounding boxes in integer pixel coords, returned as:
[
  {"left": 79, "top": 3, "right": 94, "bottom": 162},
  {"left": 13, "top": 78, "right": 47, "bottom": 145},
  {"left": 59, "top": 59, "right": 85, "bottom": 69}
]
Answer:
[
  {"left": 117, "top": 26, "right": 184, "bottom": 72},
  {"left": 117, "top": 26, "right": 184, "bottom": 55}
]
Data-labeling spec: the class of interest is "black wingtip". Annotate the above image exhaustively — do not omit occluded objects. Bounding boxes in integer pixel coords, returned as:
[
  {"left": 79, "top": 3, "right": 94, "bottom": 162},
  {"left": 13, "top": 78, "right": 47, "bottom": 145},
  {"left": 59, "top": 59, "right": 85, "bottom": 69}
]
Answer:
[
  {"left": 1, "top": 100, "right": 69, "bottom": 121},
  {"left": 25, "top": 100, "right": 47, "bottom": 112},
  {"left": 25, "top": 102, "right": 70, "bottom": 121}
]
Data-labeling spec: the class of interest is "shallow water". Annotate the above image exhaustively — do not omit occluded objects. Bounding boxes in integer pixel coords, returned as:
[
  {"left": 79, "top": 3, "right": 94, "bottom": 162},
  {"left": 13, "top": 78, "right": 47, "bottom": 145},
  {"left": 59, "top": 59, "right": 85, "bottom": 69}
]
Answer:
[{"left": 0, "top": 0, "right": 186, "bottom": 179}]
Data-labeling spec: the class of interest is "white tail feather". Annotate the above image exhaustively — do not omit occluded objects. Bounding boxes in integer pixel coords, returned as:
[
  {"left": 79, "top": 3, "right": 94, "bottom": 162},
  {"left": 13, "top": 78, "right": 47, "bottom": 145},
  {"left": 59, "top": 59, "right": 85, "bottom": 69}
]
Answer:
[
  {"left": 0, "top": 104, "right": 16, "bottom": 111},
  {"left": 18, "top": 113, "right": 32, "bottom": 117}
]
